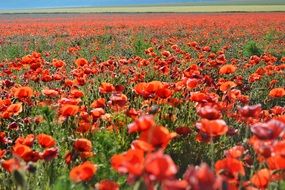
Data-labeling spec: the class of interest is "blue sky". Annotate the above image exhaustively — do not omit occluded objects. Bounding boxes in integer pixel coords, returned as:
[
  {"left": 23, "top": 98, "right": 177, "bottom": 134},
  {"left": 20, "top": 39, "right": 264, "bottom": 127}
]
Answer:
[
  {"left": 0, "top": 0, "right": 214, "bottom": 9},
  {"left": 0, "top": 0, "right": 273, "bottom": 9}
]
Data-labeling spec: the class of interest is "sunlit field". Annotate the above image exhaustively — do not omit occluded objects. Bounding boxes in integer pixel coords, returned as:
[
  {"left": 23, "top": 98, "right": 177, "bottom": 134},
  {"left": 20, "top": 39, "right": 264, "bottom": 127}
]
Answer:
[{"left": 0, "top": 12, "right": 285, "bottom": 190}]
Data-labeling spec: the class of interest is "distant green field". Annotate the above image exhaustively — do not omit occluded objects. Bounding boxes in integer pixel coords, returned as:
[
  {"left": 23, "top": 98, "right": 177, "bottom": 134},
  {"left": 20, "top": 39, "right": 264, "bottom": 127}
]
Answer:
[{"left": 0, "top": 5, "right": 285, "bottom": 14}]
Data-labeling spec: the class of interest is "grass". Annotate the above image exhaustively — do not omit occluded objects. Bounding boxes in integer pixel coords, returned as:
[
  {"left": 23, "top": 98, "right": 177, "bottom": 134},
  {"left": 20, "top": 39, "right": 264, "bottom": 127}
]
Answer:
[{"left": 0, "top": 5, "right": 285, "bottom": 14}]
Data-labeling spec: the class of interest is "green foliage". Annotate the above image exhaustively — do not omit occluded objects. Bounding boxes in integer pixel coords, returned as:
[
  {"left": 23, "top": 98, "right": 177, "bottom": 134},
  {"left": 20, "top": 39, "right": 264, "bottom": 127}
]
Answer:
[{"left": 243, "top": 40, "right": 263, "bottom": 57}]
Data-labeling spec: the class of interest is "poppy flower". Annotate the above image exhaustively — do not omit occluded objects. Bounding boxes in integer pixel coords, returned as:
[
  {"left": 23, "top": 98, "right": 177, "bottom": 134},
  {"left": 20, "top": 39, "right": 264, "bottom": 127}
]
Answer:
[
  {"left": 14, "top": 86, "right": 33, "bottom": 99},
  {"left": 156, "top": 87, "right": 172, "bottom": 99},
  {"left": 13, "top": 144, "right": 33, "bottom": 162},
  {"left": 196, "top": 119, "right": 228, "bottom": 137},
  {"left": 131, "top": 140, "right": 154, "bottom": 152},
  {"left": 109, "top": 93, "right": 128, "bottom": 109},
  {"left": 15, "top": 134, "right": 35, "bottom": 147},
  {"left": 60, "top": 104, "right": 79, "bottom": 117},
  {"left": 250, "top": 119, "right": 285, "bottom": 140},
  {"left": 96, "top": 180, "right": 119, "bottom": 190},
  {"left": 133, "top": 82, "right": 151, "bottom": 98},
  {"left": 197, "top": 106, "right": 221, "bottom": 120},
  {"left": 215, "top": 158, "right": 245, "bottom": 179},
  {"left": 75, "top": 58, "right": 88, "bottom": 67},
  {"left": 145, "top": 151, "right": 177, "bottom": 180},
  {"left": 139, "top": 126, "right": 176, "bottom": 149},
  {"left": 2, "top": 158, "right": 20, "bottom": 173},
  {"left": 184, "top": 163, "right": 219, "bottom": 190},
  {"left": 250, "top": 169, "right": 271, "bottom": 189},
  {"left": 134, "top": 81, "right": 164, "bottom": 98},
  {"left": 111, "top": 149, "right": 144, "bottom": 176},
  {"left": 219, "top": 64, "right": 237, "bottom": 75},
  {"left": 190, "top": 92, "right": 209, "bottom": 103},
  {"left": 0, "top": 149, "right": 6, "bottom": 158},
  {"left": 5, "top": 103, "right": 23, "bottom": 116},
  {"left": 186, "top": 78, "right": 199, "bottom": 89},
  {"left": 74, "top": 138, "right": 92, "bottom": 152},
  {"left": 37, "top": 134, "right": 56, "bottom": 148},
  {"left": 219, "top": 81, "right": 237, "bottom": 92},
  {"left": 162, "top": 179, "right": 189, "bottom": 190},
  {"left": 225, "top": 146, "right": 244, "bottom": 159},
  {"left": 69, "top": 161, "right": 97, "bottom": 183},
  {"left": 90, "top": 108, "right": 105, "bottom": 120},
  {"left": 52, "top": 59, "right": 65, "bottom": 68},
  {"left": 267, "top": 155, "right": 285, "bottom": 170},
  {"left": 70, "top": 89, "right": 84, "bottom": 98},
  {"left": 128, "top": 115, "right": 155, "bottom": 133},
  {"left": 99, "top": 82, "right": 115, "bottom": 94},
  {"left": 146, "top": 81, "right": 164, "bottom": 93},
  {"left": 90, "top": 98, "right": 106, "bottom": 108},
  {"left": 238, "top": 104, "right": 262, "bottom": 118},
  {"left": 202, "top": 46, "right": 211, "bottom": 52},
  {"left": 126, "top": 108, "right": 140, "bottom": 119},
  {"left": 41, "top": 147, "right": 58, "bottom": 161},
  {"left": 42, "top": 89, "right": 59, "bottom": 97},
  {"left": 0, "top": 98, "right": 11, "bottom": 111},
  {"left": 188, "top": 41, "right": 199, "bottom": 48},
  {"left": 269, "top": 88, "right": 285, "bottom": 98}
]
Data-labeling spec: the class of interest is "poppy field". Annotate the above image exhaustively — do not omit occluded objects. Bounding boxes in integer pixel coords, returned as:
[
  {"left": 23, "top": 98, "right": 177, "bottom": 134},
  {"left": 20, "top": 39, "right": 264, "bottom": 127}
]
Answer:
[{"left": 0, "top": 13, "right": 285, "bottom": 190}]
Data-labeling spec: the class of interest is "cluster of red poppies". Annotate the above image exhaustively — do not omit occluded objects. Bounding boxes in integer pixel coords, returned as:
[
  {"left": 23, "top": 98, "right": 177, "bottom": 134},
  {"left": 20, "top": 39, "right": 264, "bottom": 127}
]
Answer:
[{"left": 0, "top": 13, "right": 284, "bottom": 190}]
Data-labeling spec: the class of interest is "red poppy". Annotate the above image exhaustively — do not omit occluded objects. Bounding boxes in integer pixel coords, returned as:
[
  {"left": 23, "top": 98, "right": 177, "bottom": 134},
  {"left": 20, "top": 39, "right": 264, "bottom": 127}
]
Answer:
[
  {"left": 37, "top": 134, "right": 56, "bottom": 148},
  {"left": 267, "top": 155, "right": 285, "bottom": 170},
  {"left": 133, "top": 82, "right": 150, "bottom": 97},
  {"left": 90, "top": 98, "right": 106, "bottom": 108},
  {"left": 197, "top": 106, "right": 221, "bottom": 120},
  {"left": 131, "top": 140, "right": 154, "bottom": 152},
  {"left": 42, "top": 89, "right": 59, "bottom": 97},
  {"left": 162, "top": 180, "right": 189, "bottom": 190},
  {"left": 128, "top": 115, "right": 155, "bottom": 133},
  {"left": 60, "top": 104, "right": 79, "bottom": 117},
  {"left": 215, "top": 158, "right": 245, "bottom": 179},
  {"left": 2, "top": 158, "right": 20, "bottom": 173},
  {"left": 69, "top": 161, "right": 97, "bottom": 183},
  {"left": 75, "top": 58, "right": 88, "bottom": 67},
  {"left": 74, "top": 138, "right": 92, "bottom": 152},
  {"left": 52, "top": 59, "right": 65, "bottom": 68},
  {"left": 15, "top": 134, "right": 35, "bottom": 147},
  {"left": 145, "top": 151, "right": 177, "bottom": 180},
  {"left": 196, "top": 119, "right": 228, "bottom": 137},
  {"left": 184, "top": 163, "right": 219, "bottom": 190},
  {"left": 238, "top": 104, "right": 262, "bottom": 118},
  {"left": 269, "top": 88, "right": 285, "bottom": 98},
  {"left": 13, "top": 143, "right": 36, "bottom": 162},
  {"left": 0, "top": 149, "right": 6, "bottom": 158},
  {"left": 99, "top": 82, "right": 115, "bottom": 94},
  {"left": 70, "top": 89, "right": 84, "bottom": 98},
  {"left": 219, "top": 81, "right": 237, "bottom": 92},
  {"left": 109, "top": 93, "right": 128, "bottom": 109},
  {"left": 225, "top": 146, "right": 244, "bottom": 159},
  {"left": 190, "top": 92, "right": 210, "bottom": 103},
  {"left": 111, "top": 149, "right": 144, "bottom": 176},
  {"left": 4, "top": 103, "right": 23, "bottom": 117},
  {"left": 250, "top": 169, "right": 271, "bottom": 189},
  {"left": 14, "top": 86, "right": 33, "bottom": 99},
  {"left": 41, "top": 147, "right": 58, "bottom": 161},
  {"left": 139, "top": 126, "right": 176, "bottom": 149},
  {"left": 250, "top": 119, "right": 285, "bottom": 140},
  {"left": 156, "top": 87, "right": 172, "bottom": 99},
  {"left": 219, "top": 64, "right": 237, "bottom": 75},
  {"left": 96, "top": 180, "right": 119, "bottom": 190},
  {"left": 90, "top": 108, "right": 105, "bottom": 120}
]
